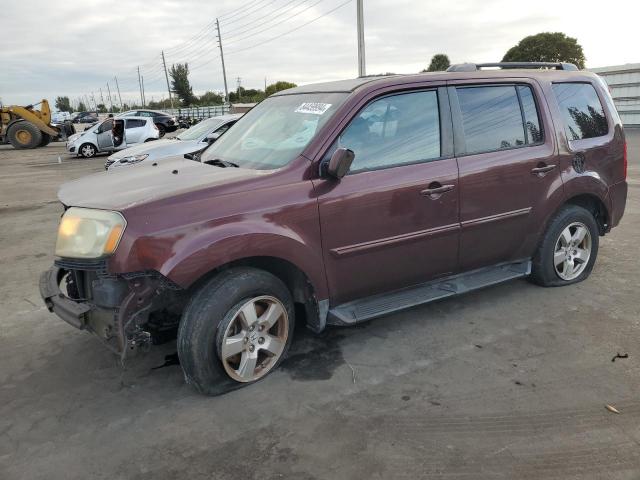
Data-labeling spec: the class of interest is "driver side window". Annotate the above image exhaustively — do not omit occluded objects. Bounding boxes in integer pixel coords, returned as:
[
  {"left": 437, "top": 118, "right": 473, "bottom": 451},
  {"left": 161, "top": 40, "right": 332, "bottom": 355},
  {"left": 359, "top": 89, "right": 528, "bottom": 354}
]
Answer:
[
  {"left": 338, "top": 90, "right": 441, "bottom": 173},
  {"left": 98, "top": 119, "right": 113, "bottom": 133}
]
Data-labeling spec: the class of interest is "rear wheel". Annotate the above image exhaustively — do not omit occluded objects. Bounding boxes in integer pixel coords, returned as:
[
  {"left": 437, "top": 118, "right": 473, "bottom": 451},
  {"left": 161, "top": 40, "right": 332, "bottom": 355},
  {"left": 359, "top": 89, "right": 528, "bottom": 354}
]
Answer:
[
  {"left": 7, "top": 121, "right": 42, "bottom": 149},
  {"left": 531, "top": 205, "right": 599, "bottom": 286},
  {"left": 156, "top": 124, "right": 166, "bottom": 137},
  {"left": 79, "top": 143, "right": 97, "bottom": 158},
  {"left": 178, "top": 267, "right": 295, "bottom": 395}
]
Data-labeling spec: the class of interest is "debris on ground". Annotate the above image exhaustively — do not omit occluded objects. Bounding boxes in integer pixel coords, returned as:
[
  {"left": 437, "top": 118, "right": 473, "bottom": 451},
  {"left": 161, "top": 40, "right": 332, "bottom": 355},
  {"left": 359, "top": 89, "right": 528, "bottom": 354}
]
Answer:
[
  {"left": 605, "top": 404, "right": 621, "bottom": 414},
  {"left": 611, "top": 353, "right": 629, "bottom": 362}
]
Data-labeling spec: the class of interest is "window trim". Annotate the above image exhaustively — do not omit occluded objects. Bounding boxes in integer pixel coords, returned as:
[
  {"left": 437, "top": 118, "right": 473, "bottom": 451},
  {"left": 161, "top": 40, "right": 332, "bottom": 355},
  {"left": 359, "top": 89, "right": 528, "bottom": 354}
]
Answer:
[
  {"left": 319, "top": 87, "right": 453, "bottom": 176},
  {"left": 551, "top": 81, "right": 610, "bottom": 141},
  {"left": 449, "top": 82, "right": 546, "bottom": 158}
]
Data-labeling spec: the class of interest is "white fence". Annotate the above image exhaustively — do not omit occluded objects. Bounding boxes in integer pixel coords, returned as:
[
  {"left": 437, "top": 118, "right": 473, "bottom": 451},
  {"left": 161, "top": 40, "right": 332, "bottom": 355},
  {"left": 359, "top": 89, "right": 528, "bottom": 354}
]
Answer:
[{"left": 165, "top": 105, "right": 230, "bottom": 119}]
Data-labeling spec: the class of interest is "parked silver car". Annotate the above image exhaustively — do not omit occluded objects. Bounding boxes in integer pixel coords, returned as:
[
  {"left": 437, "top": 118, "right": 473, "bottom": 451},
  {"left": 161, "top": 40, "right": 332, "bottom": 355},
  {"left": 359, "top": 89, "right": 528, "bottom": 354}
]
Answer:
[
  {"left": 67, "top": 116, "right": 159, "bottom": 158},
  {"left": 105, "top": 114, "right": 242, "bottom": 170}
]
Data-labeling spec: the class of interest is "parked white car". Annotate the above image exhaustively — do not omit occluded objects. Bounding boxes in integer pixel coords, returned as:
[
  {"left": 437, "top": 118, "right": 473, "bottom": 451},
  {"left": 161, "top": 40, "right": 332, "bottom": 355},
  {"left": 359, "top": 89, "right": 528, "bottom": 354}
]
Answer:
[
  {"left": 52, "top": 111, "right": 72, "bottom": 123},
  {"left": 105, "top": 113, "right": 242, "bottom": 170},
  {"left": 66, "top": 116, "right": 159, "bottom": 158}
]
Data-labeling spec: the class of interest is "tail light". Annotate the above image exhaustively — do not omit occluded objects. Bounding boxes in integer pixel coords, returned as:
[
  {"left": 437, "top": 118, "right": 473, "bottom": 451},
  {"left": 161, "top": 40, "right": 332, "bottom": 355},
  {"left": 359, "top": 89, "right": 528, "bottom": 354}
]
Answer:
[
  {"left": 153, "top": 123, "right": 158, "bottom": 130},
  {"left": 623, "top": 141, "right": 628, "bottom": 180}
]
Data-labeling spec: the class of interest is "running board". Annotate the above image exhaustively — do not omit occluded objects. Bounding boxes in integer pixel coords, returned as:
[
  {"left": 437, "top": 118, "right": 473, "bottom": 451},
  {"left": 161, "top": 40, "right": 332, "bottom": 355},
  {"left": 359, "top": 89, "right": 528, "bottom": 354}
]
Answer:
[{"left": 328, "top": 260, "right": 531, "bottom": 326}]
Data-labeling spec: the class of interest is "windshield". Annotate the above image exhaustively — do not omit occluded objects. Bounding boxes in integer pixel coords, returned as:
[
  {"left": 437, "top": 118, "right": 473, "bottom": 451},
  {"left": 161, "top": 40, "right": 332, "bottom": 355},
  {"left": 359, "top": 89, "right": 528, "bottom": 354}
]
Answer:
[
  {"left": 177, "top": 118, "right": 226, "bottom": 141},
  {"left": 201, "top": 92, "right": 348, "bottom": 169}
]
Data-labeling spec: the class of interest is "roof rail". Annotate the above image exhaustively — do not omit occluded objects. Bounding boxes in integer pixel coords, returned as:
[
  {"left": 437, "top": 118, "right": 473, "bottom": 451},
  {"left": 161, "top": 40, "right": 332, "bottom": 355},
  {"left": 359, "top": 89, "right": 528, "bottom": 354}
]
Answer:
[{"left": 446, "top": 62, "right": 579, "bottom": 72}]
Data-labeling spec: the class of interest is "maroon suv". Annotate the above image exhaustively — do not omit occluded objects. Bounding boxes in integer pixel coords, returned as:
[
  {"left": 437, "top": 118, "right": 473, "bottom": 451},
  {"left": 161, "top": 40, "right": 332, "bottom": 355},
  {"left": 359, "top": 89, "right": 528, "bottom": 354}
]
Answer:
[{"left": 40, "top": 62, "right": 627, "bottom": 395}]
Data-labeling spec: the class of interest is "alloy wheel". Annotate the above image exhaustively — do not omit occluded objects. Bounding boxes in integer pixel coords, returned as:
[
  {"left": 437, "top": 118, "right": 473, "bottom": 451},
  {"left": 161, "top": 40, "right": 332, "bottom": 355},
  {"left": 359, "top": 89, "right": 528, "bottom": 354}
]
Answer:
[
  {"left": 81, "top": 144, "right": 95, "bottom": 157},
  {"left": 553, "top": 222, "right": 592, "bottom": 281},
  {"left": 219, "top": 295, "right": 289, "bottom": 383}
]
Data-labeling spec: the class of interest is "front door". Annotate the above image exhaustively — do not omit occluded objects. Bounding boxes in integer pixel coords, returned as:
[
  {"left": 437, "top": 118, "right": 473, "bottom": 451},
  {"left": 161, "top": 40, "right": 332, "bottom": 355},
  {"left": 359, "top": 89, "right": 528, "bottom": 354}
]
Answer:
[
  {"left": 95, "top": 119, "right": 114, "bottom": 151},
  {"left": 314, "top": 88, "right": 460, "bottom": 305},
  {"left": 448, "top": 81, "right": 562, "bottom": 271},
  {"left": 123, "top": 118, "right": 145, "bottom": 145}
]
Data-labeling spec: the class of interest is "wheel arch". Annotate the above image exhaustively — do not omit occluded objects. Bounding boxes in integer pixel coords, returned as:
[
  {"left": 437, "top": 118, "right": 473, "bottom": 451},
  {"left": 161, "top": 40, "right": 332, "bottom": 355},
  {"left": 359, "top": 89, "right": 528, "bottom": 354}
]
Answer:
[
  {"left": 187, "top": 255, "right": 323, "bottom": 331},
  {"left": 564, "top": 193, "right": 609, "bottom": 235}
]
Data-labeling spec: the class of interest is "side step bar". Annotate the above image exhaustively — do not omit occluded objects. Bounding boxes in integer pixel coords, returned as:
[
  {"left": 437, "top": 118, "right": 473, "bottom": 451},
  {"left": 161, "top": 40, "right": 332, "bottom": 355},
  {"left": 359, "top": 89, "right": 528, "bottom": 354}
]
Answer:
[{"left": 328, "top": 260, "right": 531, "bottom": 326}]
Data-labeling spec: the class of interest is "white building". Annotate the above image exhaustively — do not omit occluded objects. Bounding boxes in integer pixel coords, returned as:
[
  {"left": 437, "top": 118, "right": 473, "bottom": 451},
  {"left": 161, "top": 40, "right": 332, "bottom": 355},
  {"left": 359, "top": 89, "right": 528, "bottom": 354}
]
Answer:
[{"left": 590, "top": 63, "right": 640, "bottom": 127}]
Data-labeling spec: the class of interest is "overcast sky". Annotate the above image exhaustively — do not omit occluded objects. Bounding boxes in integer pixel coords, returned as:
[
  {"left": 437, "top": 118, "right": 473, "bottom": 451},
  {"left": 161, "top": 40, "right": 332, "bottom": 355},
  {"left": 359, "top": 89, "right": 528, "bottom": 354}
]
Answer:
[{"left": 1, "top": 0, "right": 636, "bottom": 108}]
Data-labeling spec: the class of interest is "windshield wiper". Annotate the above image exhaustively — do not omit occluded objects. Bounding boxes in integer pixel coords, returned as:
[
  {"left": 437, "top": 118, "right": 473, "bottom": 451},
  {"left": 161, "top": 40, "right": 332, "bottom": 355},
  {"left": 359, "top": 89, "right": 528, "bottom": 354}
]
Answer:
[{"left": 204, "top": 158, "right": 239, "bottom": 168}]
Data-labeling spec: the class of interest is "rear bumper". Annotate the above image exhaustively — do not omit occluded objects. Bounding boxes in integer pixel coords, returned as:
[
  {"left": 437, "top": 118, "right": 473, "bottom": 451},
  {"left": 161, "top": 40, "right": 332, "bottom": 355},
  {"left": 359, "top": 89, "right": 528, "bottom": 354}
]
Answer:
[{"left": 608, "top": 181, "right": 628, "bottom": 228}]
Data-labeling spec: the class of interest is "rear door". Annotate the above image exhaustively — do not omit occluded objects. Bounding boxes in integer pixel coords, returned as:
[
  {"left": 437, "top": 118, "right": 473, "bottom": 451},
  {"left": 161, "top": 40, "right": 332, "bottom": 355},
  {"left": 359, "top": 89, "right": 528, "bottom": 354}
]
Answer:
[
  {"left": 449, "top": 80, "right": 562, "bottom": 271},
  {"left": 123, "top": 118, "right": 146, "bottom": 144},
  {"left": 314, "top": 87, "right": 459, "bottom": 305}
]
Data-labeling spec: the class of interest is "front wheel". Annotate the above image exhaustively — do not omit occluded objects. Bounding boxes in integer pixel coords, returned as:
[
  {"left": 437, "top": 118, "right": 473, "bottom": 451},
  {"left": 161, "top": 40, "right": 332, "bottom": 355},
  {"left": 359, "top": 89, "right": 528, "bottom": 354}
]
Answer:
[
  {"left": 178, "top": 267, "right": 295, "bottom": 395},
  {"left": 530, "top": 205, "right": 599, "bottom": 287},
  {"left": 79, "top": 143, "right": 97, "bottom": 158}
]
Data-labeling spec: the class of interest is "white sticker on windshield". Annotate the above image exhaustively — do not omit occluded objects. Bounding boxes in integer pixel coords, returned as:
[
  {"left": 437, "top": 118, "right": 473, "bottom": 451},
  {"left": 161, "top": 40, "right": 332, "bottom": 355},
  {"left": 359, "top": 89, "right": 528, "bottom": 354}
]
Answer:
[{"left": 295, "top": 102, "right": 332, "bottom": 115}]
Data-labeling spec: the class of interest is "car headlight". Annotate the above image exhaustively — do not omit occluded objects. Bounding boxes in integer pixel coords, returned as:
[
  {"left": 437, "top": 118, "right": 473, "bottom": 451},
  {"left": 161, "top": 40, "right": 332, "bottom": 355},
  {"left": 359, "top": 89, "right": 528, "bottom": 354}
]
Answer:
[
  {"left": 55, "top": 207, "right": 126, "bottom": 259},
  {"left": 118, "top": 154, "right": 148, "bottom": 165}
]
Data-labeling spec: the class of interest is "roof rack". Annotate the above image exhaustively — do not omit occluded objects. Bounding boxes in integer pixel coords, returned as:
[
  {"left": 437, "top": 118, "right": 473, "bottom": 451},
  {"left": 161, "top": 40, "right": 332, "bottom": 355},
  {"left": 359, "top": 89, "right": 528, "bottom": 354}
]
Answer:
[{"left": 446, "top": 62, "right": 579, "bottom": 72}]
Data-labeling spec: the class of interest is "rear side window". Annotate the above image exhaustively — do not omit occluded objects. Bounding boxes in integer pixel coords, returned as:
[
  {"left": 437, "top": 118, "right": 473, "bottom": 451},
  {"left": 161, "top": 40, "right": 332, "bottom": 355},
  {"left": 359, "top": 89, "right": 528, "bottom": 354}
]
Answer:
[
  {"left": 457, "top": 86, "right": 526, "bottom": 154},
  {"left": 552, "top": 83, "right": 608, "bottom": 140},
  {"left": 338, "top": 90, "right": 441, "bottom": 172},
  {"left": 126, "top": 119, "right": 145, "bottom": 129}
]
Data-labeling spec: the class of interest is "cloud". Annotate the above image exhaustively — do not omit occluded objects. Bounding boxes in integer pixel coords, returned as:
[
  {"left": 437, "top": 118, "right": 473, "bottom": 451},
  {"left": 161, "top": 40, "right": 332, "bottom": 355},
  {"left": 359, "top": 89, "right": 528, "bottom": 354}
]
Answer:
[{"left": 0, "top": 0, "right": 636, "bottom": 107}]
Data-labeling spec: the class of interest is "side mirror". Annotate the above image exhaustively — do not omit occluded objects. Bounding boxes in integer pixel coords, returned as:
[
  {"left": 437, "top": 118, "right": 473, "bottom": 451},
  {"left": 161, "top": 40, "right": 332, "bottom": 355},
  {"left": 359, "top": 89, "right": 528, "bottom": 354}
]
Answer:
[
  {"left": 324, "top": 148, "right": 354, "bottom": 179},
  {"left": 205, "top": 131, "right": 222, "bottom": 144},
  {"left": 184, "top": 152, "right": 195, "bottom": 160}
]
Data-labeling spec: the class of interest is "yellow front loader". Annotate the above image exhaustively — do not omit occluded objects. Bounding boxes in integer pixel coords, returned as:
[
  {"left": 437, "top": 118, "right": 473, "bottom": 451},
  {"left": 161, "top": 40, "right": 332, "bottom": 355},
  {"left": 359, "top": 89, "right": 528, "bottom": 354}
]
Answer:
[{"left": 0, "top": 99, "right": 62, "bottom": 149}]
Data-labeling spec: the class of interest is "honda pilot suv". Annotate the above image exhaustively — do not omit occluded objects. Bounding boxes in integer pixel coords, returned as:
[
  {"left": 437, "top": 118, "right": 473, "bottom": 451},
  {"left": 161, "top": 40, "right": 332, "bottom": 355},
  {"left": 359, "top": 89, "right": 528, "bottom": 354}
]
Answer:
[{"left": 40, "top": 62, "right": 627, "bottom": 395}]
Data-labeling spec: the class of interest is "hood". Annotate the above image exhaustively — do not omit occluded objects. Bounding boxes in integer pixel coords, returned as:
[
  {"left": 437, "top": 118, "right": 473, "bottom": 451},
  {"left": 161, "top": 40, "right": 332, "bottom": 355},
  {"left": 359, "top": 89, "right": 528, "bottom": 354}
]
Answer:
[
  {"left": 68, "top": 132, "right": 83, "bottom": 143},
  {"left": 108, "top": 138, "right": 199, "bottom": 161},
  {"left": 58, "top": 157, "right": 264, "bottom": 210}
]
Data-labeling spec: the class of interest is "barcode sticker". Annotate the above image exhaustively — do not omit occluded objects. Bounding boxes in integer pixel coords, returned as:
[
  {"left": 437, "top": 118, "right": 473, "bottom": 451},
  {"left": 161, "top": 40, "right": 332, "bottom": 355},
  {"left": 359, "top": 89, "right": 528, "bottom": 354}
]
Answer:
[{"left": 294, "top": 103, "right": 332, "bottom": 115}]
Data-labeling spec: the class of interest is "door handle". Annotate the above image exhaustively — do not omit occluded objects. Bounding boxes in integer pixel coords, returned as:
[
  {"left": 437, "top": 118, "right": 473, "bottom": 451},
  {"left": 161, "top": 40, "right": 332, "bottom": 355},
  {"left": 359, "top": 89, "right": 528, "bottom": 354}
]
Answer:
[
  {"left": 421, "top": 184, "right": 455, "bottom": 198},
  {"left": 531, "top": 164, "right": 556, "bottom": 176}
]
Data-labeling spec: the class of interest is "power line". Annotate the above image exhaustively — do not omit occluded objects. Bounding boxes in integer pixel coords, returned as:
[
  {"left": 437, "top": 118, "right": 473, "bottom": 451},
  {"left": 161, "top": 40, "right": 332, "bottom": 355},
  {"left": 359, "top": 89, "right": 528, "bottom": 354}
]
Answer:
[
  {"left": 220, "top": 0, "right": 277, "bottom": 24},
  {"left": 227, "top": 0, "right": 353, "bottom": 54},
  {"left": 222, "top": 0, "right": 315, "bottom": 37},
  {"left": 225, "top": 0, "right": 325, "bottom": 45}
]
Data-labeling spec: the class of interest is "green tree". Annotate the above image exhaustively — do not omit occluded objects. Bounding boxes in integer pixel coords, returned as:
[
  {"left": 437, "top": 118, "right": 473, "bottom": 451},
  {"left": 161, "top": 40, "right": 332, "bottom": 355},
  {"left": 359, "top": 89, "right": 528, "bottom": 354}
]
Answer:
[
  {"left": 265, "top": 81, "right": 297, "bottom": 97},
  {"left": 424, "top": 54, "right": 450, "bottom": 72},
  {"left": 96, "top": 103, "right": 107, "bottom": 113},
  {"left": 170, "top": 63, "right": 196, "bottom": 106},
  {"left": 502, "top": 32, "right": 585, "bottom": 69},
  {"left": 77, "top": 101, "right": 87, "bottom": 112},
  {"left": 198, "top": 91, "right": 224, "bottom": 105},
  {"left": 55, "top": 96, "right": 72, "bottom": 112}
]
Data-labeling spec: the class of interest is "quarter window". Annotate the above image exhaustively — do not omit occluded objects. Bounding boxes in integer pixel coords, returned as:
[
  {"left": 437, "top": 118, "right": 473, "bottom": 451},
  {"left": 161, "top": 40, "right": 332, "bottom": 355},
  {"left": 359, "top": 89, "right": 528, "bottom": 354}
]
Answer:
[
  {"left": 338, "top": 90, "right": 441, "bottom": 172},
  {"left": 456, "top": 86, "right": 526, "bottom": 154},
  {"left": 552, "top": 82, "right": 608, "bottom": 140}
]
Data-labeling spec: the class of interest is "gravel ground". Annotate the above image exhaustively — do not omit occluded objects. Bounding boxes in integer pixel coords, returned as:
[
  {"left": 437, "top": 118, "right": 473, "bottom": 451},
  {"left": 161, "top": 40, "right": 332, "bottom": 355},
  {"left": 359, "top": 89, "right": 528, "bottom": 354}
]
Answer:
[{"left": 0, "top": 131, "right": 639, "bottom": 480}]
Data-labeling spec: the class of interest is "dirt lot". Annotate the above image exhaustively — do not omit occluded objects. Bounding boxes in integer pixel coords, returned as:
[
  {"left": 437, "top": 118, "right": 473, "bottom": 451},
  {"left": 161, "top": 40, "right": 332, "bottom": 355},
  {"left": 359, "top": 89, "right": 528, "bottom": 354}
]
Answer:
[{"left": 1, "top": 133, "right": 639, "bottom": 479}]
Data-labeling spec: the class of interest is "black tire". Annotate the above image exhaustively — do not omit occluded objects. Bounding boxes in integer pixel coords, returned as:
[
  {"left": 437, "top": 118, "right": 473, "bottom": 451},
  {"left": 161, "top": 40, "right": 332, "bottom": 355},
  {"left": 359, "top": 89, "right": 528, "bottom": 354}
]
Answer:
[
  {"left": 39, "top": 133, "right": 51, "bottom": 147},
  {"left": 7, "top": 121, "right": 42, "bottom": 149},
  {"left": 178, "top": 267, "right": 295, "bottom": 395},
  {"left": 144, "top": 138, "right": 155, "bottom": 142},
  {"left": 78, "top": 143, "right": 97, "bottom": 158},
  {"left": 156, "top": 124, "right": 166, "bottom": 137},
  {"left": 530, "top": 205, "right": 599, "bottom": 287}
]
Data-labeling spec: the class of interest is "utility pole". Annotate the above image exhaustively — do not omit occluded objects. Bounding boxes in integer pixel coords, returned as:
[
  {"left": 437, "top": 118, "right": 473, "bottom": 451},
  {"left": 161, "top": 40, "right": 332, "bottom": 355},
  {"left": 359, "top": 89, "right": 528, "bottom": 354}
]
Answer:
[
  {"left": 215, "top": 18, "right": 230, "bottom": 104},
  {"left": 106, "top": 83, "right": 114, "bottom": 113},
  {"left": 141, "top": 75, "right": 146, "bottom": 107},
  {"left": 90, "top": 92, "right": 97, "bottom": 111},
  {"left": 99, "top": 88, "right": 106, "bottom": 112},
  {"left": 114, "top": 76, "right": 124, "bottom": 110},
  {"left": 161, "top": 51, "right": 174, "bottom": 109},
  {"left": 236, "top": 77, "right": 242, "bottom": 101},
  {"left": 357, "top": 0, "right": 366, "bottom": 77},
  {"left": 137, "top": 66, "right": 144, "bottom": 107}
]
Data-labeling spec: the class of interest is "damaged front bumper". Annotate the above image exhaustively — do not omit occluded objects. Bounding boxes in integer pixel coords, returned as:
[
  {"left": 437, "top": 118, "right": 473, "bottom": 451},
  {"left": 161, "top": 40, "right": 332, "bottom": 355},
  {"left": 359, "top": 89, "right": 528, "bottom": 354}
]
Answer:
[{"left": 40, "top": 262, "right": 184, "bottom": 360}]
